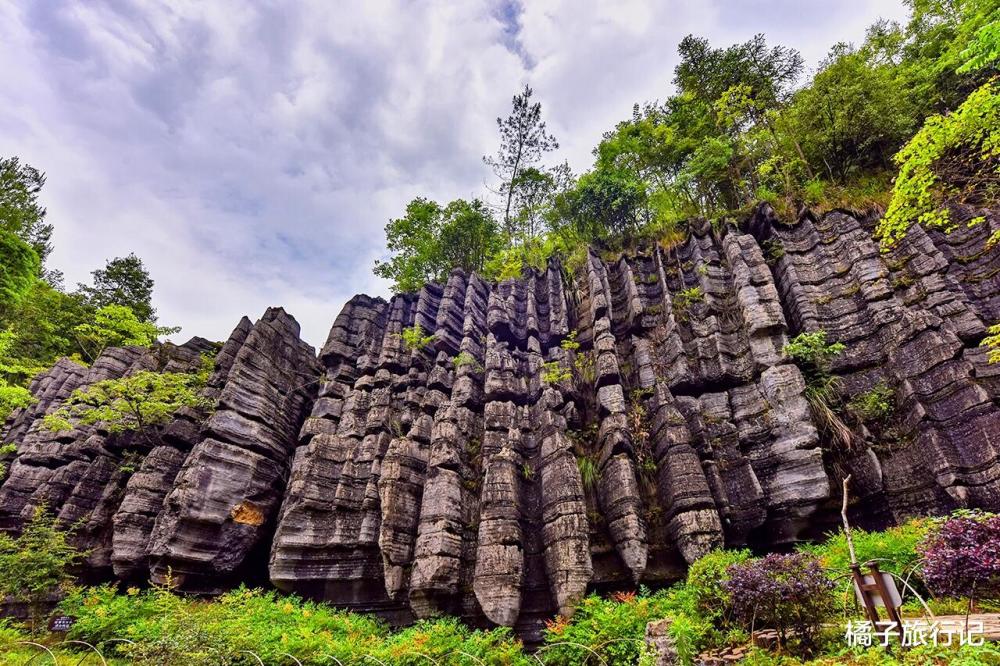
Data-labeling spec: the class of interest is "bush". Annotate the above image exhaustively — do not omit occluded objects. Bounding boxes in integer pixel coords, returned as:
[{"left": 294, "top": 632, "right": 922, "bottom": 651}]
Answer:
[
  {"left": 798, "top": 517, "right": 931, "bottom": 603},
  {"left": 59, "top": 583, "right": 531, "bottom": 665},
  {"left": 783, "top": 330, "right": 845, "bottom": 376},
  {"left": 686, "top": 548, "right": 752, "bottom": 623},
  {"left": 400, "top": 324, "right": 435, "bottom": 351},
  {"left": 0, "top": 507, "right": 85, "bottom": 633},
  {"left": 722, "top": 553, "right": 836, "bottom": 653},
  {"left": 541, "top": 586, "right": 711, "bottom": 666},
  {"left": 920, "top": 512, "right": 1000, "bottom": 605}
]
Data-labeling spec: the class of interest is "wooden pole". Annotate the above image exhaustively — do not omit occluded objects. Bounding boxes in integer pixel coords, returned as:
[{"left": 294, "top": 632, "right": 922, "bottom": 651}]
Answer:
[{"left": 842, "top": 475, "right": 858, "bottom": 567}]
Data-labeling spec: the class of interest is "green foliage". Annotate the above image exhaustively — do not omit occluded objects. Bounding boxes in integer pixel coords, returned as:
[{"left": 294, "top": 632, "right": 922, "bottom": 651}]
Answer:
[
  {"left": 0, "top": 507, "right": 85, "bottom": 632},
  {"left": 0, "top": 382, "right": 34, "bottom": 424},
  {"left": 541, "top": 587, "right": 711, "bottom": 666},
  {"left": 783, "top": 330, "right": 846, "bottom": 376},
  {"left": 557, "top": 166, "right": 649, "bottom": 241},
  {"left": 399, "top": 323, "right": 435, "bottom": 352},
  {"left": 44, "top": 366, "right": 211, "bottom": 437},
  {"left": 798, "top": 517, "right": 932, "bottom": 603},
  {"left": 2, "top": 280, "right": 91, "bottom": 365},
  {"left": 58, "top": 584, "right": 531, "bottom": 666},
  {"left": 672, "top": 286, "right": 704, "bottom": 317},
  {"left": 576, "top": 454, "right": 599, "bottom": 491},
  {"left": 686, "top": 548, "right": 753, "bottom": 623},
  {"left": 74, "top": 304, "right": 178, "bottom": 362},
  {"left": 375, "top": 197, "right": 502, "bottom": 293},
  {"left": 848, "top": 383, "right": 896, "bottom": 422},
  {"left": 783, "top": 331, "right": 854, "bottom": 450},
  {"left": 481, "top": 231, "right": 566, "bottom": 281},
  {"left": 781, "top": 44, "right": 916, "bottom": 182},
  {"left": 879, "top": 79, "right": 1000, "bottom": 247},
  {"left": 0, "top": 156, "right": 52, "bottom": 266},
  {"left": 541, "top": 359, "right": 572, "bottom": 385},
  {"left": 0, "top": 329, "right": 38, "bottom": 422},
  {"left": 959, "top": 15, "right": 1000, "bottom": 73},
  {"left": 452, "top": 351, "right": 483, "bottom": 372},
  {"left": 76, "top": 253, "right": 158, "bottom": 323},
  {"left": 985, "top": 322, "right": 1000, "bottom": 363},
  {"left": 0, "top": 229, "right": 40, "bottom": 314}
]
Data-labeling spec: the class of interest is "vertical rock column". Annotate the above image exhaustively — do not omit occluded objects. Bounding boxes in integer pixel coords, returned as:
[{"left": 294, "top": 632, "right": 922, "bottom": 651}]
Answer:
[
  {"left": 111, "top": 319, "right": 253, "bottom": 580},
  {"left": 148, "top": 308, "right": 320, "bottom": 591}
]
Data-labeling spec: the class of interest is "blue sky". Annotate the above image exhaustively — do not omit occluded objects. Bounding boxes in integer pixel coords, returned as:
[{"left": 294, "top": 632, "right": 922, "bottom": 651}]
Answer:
[{"left": 0, "top": 1, "right": 909, "bottom": 348}]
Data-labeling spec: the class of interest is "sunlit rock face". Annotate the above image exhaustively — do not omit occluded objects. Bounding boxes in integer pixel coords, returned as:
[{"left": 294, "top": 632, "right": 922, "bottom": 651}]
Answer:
[{"left": 2, "top": 205, "right": 999, "bottom": 639}]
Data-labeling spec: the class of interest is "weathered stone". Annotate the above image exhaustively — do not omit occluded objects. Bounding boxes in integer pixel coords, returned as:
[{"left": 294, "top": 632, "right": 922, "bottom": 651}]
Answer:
[{"left": 1, "top": 205, "right": 998, "bottom": 640}]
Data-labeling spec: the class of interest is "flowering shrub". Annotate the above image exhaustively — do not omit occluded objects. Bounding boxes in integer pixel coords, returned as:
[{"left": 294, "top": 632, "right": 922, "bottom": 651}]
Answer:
[
  {"left": 920, "top": 512, "right": 1000, "bottom": 604},
  {"left": 722, "top": 553, "right": 835, "bottom": 652}
]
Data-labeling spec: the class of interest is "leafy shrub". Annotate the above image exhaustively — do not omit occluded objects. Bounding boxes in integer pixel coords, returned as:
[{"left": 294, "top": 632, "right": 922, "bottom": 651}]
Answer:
[
  {"left": 985, "top": 322, "right": 1000, "bottom": 364},
  {"left": 878, "top": 80, "right": 1000, "bottom": 248},
  {"left": 541, "top": 359, "right": 572, "bottom": 384},
  {"left": 43, "top": 368, "right": 211, "bottom": 440},
  {"left": 920, "top": 512, "right": 1000, "bottom": 604},
  {"left": 400, "top": 324, "right": 435, "bottom": 351},
  {"left": 452, "top": 351, "right": 483, "bottom": 372},
  {"left": 686, "top": 548, "right": 752, "bottom": 623},
  {"left": 798, "top": 518, "right": 931, "bottom": 605},
  {"left": 722, "top": 553, "right": 835, "bottom": 653},
  {"left": 0, "top": 507, "right": 85, "bottom": 632},
  {"left": 60, "top": 584, "right": 530, "bottom": 665},
  {"left": 73, "top": 304, "right": 178, "bottom": 362},
  {"left": 672, "top": 286, "right": 704, "bottom": 320},
  {"left": 541, "top": 586, "right": 711, "bottom": 666},
  {"left": 783, "top": 330, "right": 845, "bottom": 375}
]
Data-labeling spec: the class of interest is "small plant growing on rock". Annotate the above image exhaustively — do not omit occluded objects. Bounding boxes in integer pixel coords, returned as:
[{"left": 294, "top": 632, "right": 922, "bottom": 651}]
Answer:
[
  {"left": 920, "top": 512, "right": 1000, "bottom": 611},
  {"left": 783, "top": 331, "right": 852, "bottom": 450},
  {"left": 761, "top": 238, "right": 785, "bottom": 265},
  {"left": 722, "top": 553, "right": 835, "bottom": 654},
  {"left": 400, "top": 324, "right": 435, "bottom": 351},
  {"left": 520, "top": 462, "right": 535, "bottom": 481},
  {"left": 847, "top": 382, "right": 895, "bottom": 423},
  {"left": 576, "top": 454, "right": 599, "bottom": 491},
  {"left": 541, "top": 359, "right": 572, "bottom": 384},
  {"left": 985, "top": 323, "right": 1000, "bottom": 364},
  {"left": 452, "top": 351, "right": 483, "bottom": 372},
  {"left": 672, "top": 286, "right": 704, "bottom": 320},
  {"left": 783, "top": 331, "right": 845, "bottom": 374}
]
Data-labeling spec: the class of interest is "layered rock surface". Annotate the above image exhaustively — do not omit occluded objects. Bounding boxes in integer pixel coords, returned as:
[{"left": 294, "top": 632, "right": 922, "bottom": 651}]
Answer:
[{"left": 1, "top": 207, "right": 999, "bottom": 637}]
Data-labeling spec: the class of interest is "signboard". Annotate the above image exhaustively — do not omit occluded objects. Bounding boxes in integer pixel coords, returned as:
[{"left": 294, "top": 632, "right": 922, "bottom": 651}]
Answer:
[
  {"left": 48, "top": 615, "right": 75, "bottom": 632},
  {"left": 853, "top": 571, "right": 902, "bottom": 609}
]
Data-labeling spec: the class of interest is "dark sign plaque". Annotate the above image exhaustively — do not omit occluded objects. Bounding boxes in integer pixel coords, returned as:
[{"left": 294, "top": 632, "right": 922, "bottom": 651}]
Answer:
[{"left": 48, "top": 615, "right": 75, "bottom": 632}]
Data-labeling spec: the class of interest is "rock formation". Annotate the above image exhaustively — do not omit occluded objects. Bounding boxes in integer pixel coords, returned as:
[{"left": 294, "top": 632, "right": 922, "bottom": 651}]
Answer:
[{"left": 1, "top": 207, "right": 999, "bottom": 637}]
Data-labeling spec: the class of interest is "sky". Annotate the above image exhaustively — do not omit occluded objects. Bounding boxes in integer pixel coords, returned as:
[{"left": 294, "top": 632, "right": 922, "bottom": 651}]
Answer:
[{"left": 0, "top": 0, "right": 910, "bottom": 350}]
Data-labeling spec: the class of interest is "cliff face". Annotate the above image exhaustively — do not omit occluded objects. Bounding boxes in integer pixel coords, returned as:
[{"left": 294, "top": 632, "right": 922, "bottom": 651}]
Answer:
[{"left": 2, "top": 206, "right": 999, "bottom": 635}]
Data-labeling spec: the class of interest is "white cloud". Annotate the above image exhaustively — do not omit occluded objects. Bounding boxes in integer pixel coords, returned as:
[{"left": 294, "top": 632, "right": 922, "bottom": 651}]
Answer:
[{"left": 0, "top": 0, "right": 909, "bottom": 348}]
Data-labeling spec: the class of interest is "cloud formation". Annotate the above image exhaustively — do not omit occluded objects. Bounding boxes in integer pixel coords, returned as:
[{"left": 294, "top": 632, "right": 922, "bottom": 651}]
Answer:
[{"left": 0, "top": 0, "right": 908, "bottom": 348}]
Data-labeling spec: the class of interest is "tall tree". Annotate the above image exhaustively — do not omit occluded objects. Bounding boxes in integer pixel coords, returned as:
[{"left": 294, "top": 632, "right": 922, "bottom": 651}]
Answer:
[
  {"left": 375, "top": 197, "right": 502, "bottom": 293},
  {"left": 484, "top": 85, "right": 559, "bottom": 239},
  {"left": 0, "top": 231, "right": 39, "bottom": 316},
  {"left": 77, "top": 253, "right": 157, "bottom": 323},
  {"left": 0, "top": 157, "right": 52, "bottom": 267}
]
